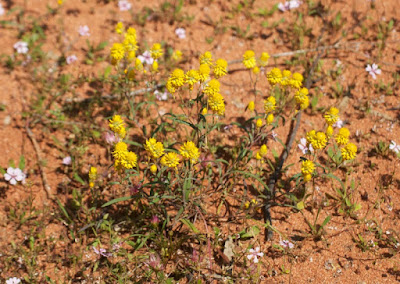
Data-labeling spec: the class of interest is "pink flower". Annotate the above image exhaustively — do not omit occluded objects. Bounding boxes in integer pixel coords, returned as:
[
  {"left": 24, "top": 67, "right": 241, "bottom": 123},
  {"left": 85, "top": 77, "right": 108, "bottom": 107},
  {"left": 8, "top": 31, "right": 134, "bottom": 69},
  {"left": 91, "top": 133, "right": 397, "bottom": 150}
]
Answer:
[
  {"left": 118, "top": 0, "right": 132, "bottom": 11},
  {"left": 66, "top": 55, "right": 77, "bottom": 65},
  {"left": 175, "top": 28, "right": 186, "bottom": 39},
  {"left": 279, "top": 239, "right": 294, "bottom": 249},
  {"left": 13, "top": 41, "right": 28, "bottom": 54},
  {"left": 278, "top": 0, "right": 302, "bottom": 12},
  {"left": 247, "top": 247, "right": 263, "bottom": 263},
  {"left": 154, "top": 90, "right": 169, "bottom": 101},
  {"left": 93, "top": 246, "right": 112, "bottom": 258},
  {"left": 103, "top": 132, "right": 119, "bottom": 144},
  {"left": 270, "top": 131, "right": 278, "bottom": 141},
  {"left": 137, "top": 51, "right": 154, "bottom": 65},
  {"left": 332, "top": 119, "right": 343, "bottom": 128},
  {"left": 0, "top": 4, "right": 5, "bottom": 16},
  {"left": 148, "top": 253, "right": 163, "bottom": 270},
  {"left": 78, "top": 25, "right": 90, "bottom": 37},
  {"left": 298, "top": 138, "right": 313, "bottom": 154},
  {"left": 150, "top": 215, "right": 160, "bottom": 226},
  {"left": 4, "top": 167, "right": 26, "bottom": 185},
  {"left": 62, "top": 156, "right": 72, "bottom": 165},
  {"left": 366, "top": 63, "right": 381, "bottom": 80},
  {"left": 389, "top": 141, "right": 400, "bottom": 154}
]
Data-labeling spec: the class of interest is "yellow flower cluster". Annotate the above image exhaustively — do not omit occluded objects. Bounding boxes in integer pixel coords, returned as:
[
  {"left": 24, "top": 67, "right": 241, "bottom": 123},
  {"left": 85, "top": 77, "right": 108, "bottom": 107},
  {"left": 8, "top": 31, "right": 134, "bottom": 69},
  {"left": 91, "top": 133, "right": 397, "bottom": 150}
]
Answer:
[
  {"left": 242, "top": 50, "right": 270, "bottom": 71},
  {"left": 301, "top": 160, "right": 315, "bottom": 182},
  {"left": 264, "top": 96, "right": 276, "bottom": 113},
  {"left": 109, "top": 115, "right": 126, "bottom": 139},
  {"left": 112, "top": 141, "right": 138, "bottom": 171},
  {"left": 89, "top": 166, "right": 97, "bottom": 188},
  {"left": 144, "top": 138, "right": 165, "bottom": 159},
  {"left": 161, "top": 152, "right": 180, "bottom": 168},
  {"left": 341, "top": 143, "right": 357, "bottom": 160},
  {"left": 150, "top": 43, "right": 163, "bottom": 60},
  {"left": 208, "top": 92, "right": 225, "bottom": 116},
  {"left": 306, "top": 130, "right": 327, "bottom": 150},
  {"left": 255, "top": 144, "right": 268, "bottom": 161},
  {"left": 180, "top": 141, "right": 200, "bottom": 164},
  {"left": 110, "top": 26, "right": 139, "bottom": 65},
  {"left": 266, "top": 67, "right": 304, "bottom": 90},
  {"left": 294, "top": 87, "right": 310, "bottom": 110},
  {"left": 324, "top": 107, "right": 339, "bottom": 125}
]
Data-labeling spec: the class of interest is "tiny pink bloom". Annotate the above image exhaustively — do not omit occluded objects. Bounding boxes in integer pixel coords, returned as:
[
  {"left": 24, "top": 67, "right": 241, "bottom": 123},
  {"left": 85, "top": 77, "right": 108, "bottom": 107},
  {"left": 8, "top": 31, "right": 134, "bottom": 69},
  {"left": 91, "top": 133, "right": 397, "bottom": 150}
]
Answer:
[
  {"left": 4, "top": 167, "right": 25, "bottom": 185},
  {"left": 332, "top": 119, "right": 343, "bottom": 128},
  {"left": 278, "top": 0, "right": 301, "bottom": 12},
  {"left": 154, "top": 90, "right": 169, "bottom": 101},
  {"left": 78, "top": 25, "right": 90, "bottom": 36},
  {"left": 150, "top": 215, "right": 160, "bottom": 225},
  {"left": 103, "top": 132, "right": 119, "bottom": 145},
  {"left": 270, "top": 131, "right": 278, "bottom": 141},
  {"left": 175, "top": 28, "right": 186, "bottom": 39},
  {"left": 13, "top": 41, "right": 28, "bottom": 54},
  {"left": 6, "top": 277, "right": 21, "bottom": 284},
  {"left": 279, "top": 239, "right": 294, "bottom": 249},
  {"left": 298, "top": 138, "right": 313, "bottom": 154},
  {"left": 389, "top": 141, "right": 400, "bottom": 154},
  {"left": 62, "top": 156, "right": 72, "bottom": 165},
  {"left": 365, "top": 63, "right": 381, "bottom": 80},
  {"left": 118, "top": 0, "right": 132, "bottom": 11},
  {"left": 93, "top": 246, "right": 112, "bottom": 258},
  {"left": 66, "top": 55, "right": 78, "bottom": 65},
  {"left": 137, "top": 50, "right": 154, "bottom": 65},
  {"left": 148, "top": 253, "right": 163, "bottom": 270},
  {"left": 247, "top": 246, "right": 264, "bottom": 264}
]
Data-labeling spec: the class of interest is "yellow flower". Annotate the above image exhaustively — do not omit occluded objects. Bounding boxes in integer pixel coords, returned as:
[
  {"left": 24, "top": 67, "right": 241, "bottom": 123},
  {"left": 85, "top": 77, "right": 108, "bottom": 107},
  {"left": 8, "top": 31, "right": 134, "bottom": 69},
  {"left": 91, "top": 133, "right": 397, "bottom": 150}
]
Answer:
[
  {"left": 110, "top": 43, "right": 125, "bottom": 62},
  {"left": 294, "top": 87, "right": 309, "bottom": 109},
  {"left": 259, "top": 144, "right": 268, "bottom": 156},
  {"left": 169, "top": 68, "right": 185, "bottom": 88},
  {"left": 198, "top": 64, "right": 210, "bottom": 82},
  {"left": 150, "top": 164, "right": 158, "bottom": 174},
  {"left": 252, "top": 66, "right": 260, "bottom": 74},
  {"left": 266, "top": 68, "right": 282, "bottom": 85},
  {"left": 248, "top": 101, "right": 255, "bottom": 111},
  {"left": 290, "top": 72, "right": 304, "bottom": 89},
  {"left": 113, "top": 142, "right": 128, "bottom": 160},
  {"left": 326, "top": 125, "right": 334, "bottom": 137},
  {"left": 127, "top": 50, "right": 136, "bottom": 62},
  {"left": 122, "top": 151, "right": 138, "bottom": 169},
  {"left": 201, "top": 108, "right": 208, "bottom": 115},
  {"left": 199, "top": 51, "right": 213, "bottom": 66},
  {"left": 57, "top": 0, "right": 64, "bottom": 5},
  {"left": 259, "top": 52, "right": 270, "bottom": 67},
  {"left": 324, "top": 107, "right": 339, "bottom": 125},
  {"left": 335, "top": 127, "right": 350, "bottom": 145},
  {"left": 123, "top": 34, "right": 138, "bottom": 53},
  {"left": 244, "top": 201, "right": 250, "bottom": 209},
  {"left": 152, "top": 61, "right": 159, "bottom": 73},
  {"left": 256, "top": 118, "right": 263, "bottom": 129},
  {"left": 161, "top": 152, "right": 180, "bottom": 168},
  {"left": 166, "top": 80, "right": 176, "bottom": 94},
  {"left": 144, "top": 138, "right": 165, "bottom": 159},
  {"left": 243, "top": 50, "right": 257, "bottom": 69},
  {"left": 180, "top": 141, "right": 200, "bottom": 163},
  {"left": 135, "top": 58, "right": 144, "bottom": 71},
  {"left": 208, "top": 93, "right": 225, "bottom": 116},
  {"left": 109, "top": 115, "right": 125, "bottom": 134},
  {"left": 301, "top": 160, "right": 315, "bottom": 175},
  {"left": 311, "top": 132, "right": 327, "bottom": 150},
  {"left": 303, "top": 173, "right": 312, "bottom": 182},
  {"left": 281, "top": 70, "right": 292, "bottom": 86},
  {"left": 341, "top": 143, "right": 357, "bottom": 160},
  {"left": 203, "top": 79, "right": 220, "bottom": 96},
  {"left": 255, "top": 151, "right": 263, "bottom": 160},
  {"left": 115, "top": 22, "right": 124, "bottom": 34},
  {"left": 172, "top": 49, "right": 183, "bottom": 61},
  {"left": 185, "top": 69, "right": 200, "bottom": 90},
  {"left": 266, "top": 113, "right": 274, "bottom": 125},
  {"left": 300, "top": 96, "right": 309, "bottom": 110},
  {"left": 150, "top": 43, "right": 163, "bottom": 59},
  {"left": 213, "top": 59, "right": 228, "bottom": 78},
  {"left": 89, "top": 166, "right": 97, "bottom": 187},
  {"left": 264, "top": 96, "right": 276, "bottom": 113},
  {"left": 126, "top": 27, "right": 137, "bottom": 37}
]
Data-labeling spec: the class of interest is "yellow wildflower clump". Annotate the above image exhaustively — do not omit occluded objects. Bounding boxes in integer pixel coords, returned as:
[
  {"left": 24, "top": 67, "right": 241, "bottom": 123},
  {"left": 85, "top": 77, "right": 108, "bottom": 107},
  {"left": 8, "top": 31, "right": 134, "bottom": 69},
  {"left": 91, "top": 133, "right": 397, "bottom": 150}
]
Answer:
[
  {"left": 110, "top": 43, "right": 125, "bottom": 63},
  {"left": 266, "top": 68, "right": 282, "bottom": 85},
  {"left": 213, "top": 59, "right": 228, "bottom": 78},
  {"left": 115, "top": 22, "right": 124, "bottom": 34},
  {"left": 301, "top": 159, "right": 315, "bottom": 182},
  {"left": 89, "top": 166, "right": 97, "bottom": 188},
  {"left": 172, "top": 49, "right": 183, "bottom": 61},
  {"left": 203, "top": 79, "right": 220, "bottom": 96},
  {"left": 294, "top": 87, "right": 309, "bottom": 110},
  {"left": 198, "top": 64, "right": 210, "bottom": 82},
  {"left": 248, "top": 101, "right": 255, "bottom": 112},
  {"left": 109, "top": 115, "right": 126, "bottom": 138},
  {"left": 123, "top": 31, "right": 138, "bottom": 53},
  {"left": 290, "top": 72, "right": 304, "bottom": 89},
  {"left": 122, "top": 151, "right": 138, "bottom": 169},
  {"left": 113, "top": 141, "right": 128, "bottom": 160},
  {"left": 341, "top": 143, "right": 357, "bottom": 160},
  {"left": 161, "top": 152, "right": 180, "bottom": 168},
  {"left": 150, "top": 164, "right": 158, "bottom": 174},
  {"left": 243, "top": 50, "right": 257, "bottom": 69},
  {"left": 335, "top": 127, "right": 350, "bottom": 145},
  {"left": 264, "top": 96, "right": 276, "bottom": 113},
  {"left": 324, "top": 107, "right": 339, "bottom": 125},
  {"left": 256, "top": 118, "right": 263, "bottom": 129},
  {"left": 311, "top": 132, "right": 327, "bottom": 150},
  {"left": 259, "top": 52, "right": 270, "bottom": 67},
  {"left": 152, "top": 61, "right": 159, "bottom": 73},
  {"left": 185, "top": 69, "right": 200, "bottom": 90},
  {"left": 168, "top": 68, "right": 185, "bottom": 89},
  {"left": 144, "top": 138, "right": 165, "bottom": 159},
  {"left": 208, "top": 93, "right": 225, "bottom": 116},
  {"left": 112, "top": 141, "right": 138, "bottom": 171},
  {"left": 199, "top": 51, "right": 213, "bottom": 66},
  {"left": 306, "top": 130, "right": 317, "bottom": 144},
  {"left": 252, "top": 66, "right": 260, "bottom": 74},
  {"left": 326, "top": 125, "right": 334, "bottom": 137},
  {"left": 266, "top": 113, "right": 274, "bottom": 125},
  {"left": 255, "top": 144, "right": 268, "bottom": 161},
  {"left": 150, "top": 43, "right": 163, "bottom": 60},
  {"left": 281, "top": 70, "right": 292, "bottom": 86},
  {"left": 180, "top": 141, "right": 200, "bottom": 164}
]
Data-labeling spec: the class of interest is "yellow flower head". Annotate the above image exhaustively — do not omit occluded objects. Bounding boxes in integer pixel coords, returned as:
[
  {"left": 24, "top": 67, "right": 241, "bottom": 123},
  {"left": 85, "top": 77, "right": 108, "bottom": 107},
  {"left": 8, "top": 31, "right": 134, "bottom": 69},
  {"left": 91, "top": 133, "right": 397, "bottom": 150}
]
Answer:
[
  {"left": 152, "top": 61, "right": 159, "bottom": 73},
  {"left": 303, "top": 173, "right": 312, "bottom": 182},
  {"left": 113, "top": 141, "right": 128, "bottom": 160},
  {"left": 122, "top": 151, "right": 138, "bottom": 169},
  {"left": 252, "top": 66, "right": 260, "bottom": 74},
  {"left": 256, "top": 118, "right": 263, "bottom": 129},
  {"left": 335, "top": 127, "right": 350, "bottom": 145},
  {"left": 110, "top": 43, "right": 125, "bottom": 62},
  {"left": 281, "top": 70, "right": 292, "bottom": 86},
  {"left": 109, "top": 115, "right": 125, "bottom": 134},
  {"left": 259, "top": 144, "right": 268, "bottom": 156},
  {"left": 115, "top": 22, "right": 124, "bottom": 34},
  {"left": 301, "top": 160, "right": 315, "bottom": 175},
  {"left": 266, "top": 113, "right": 274, "bottom": 125},
  {"left": 168, "top": 68, "right": 185, "bottom": 88},
  {"left": 248, "top": 101, "right": 255, "bottom": 111},
  {"left": 201, "top": 108, "right": 208, "bottom": 115},
  {"left": 144, "top": 138, "right": 165, "bottom": 159},
  {"left": 172, "top": 49, "right": 183, "bottom": 61},
  {"left": 259, "top": 52, "right": 270, "bottom": 67},
  {"left": 180, "top": 141, "right": 200, "bottom": 163},
  {"left": 123, "top": 34, "right": 138, "bottom": 52},
  {"left": 266, "top": 68, "right": 283, "bottom": 85},
  {"left": 203, "top": 79, "right": 220, "bottom": 96},
  {"left": 199, "top": 51, "right": 213, "bottom": 66},
  {"left": 243, "top": 50, "right": 256, "bottom": 69},
  {"left": 326, "top": 125, "right": 334, "bottom": 137},
  {"left": 166, "top": 80, "right": 176, "bottom": 94},
  {"left": 161, "top": 152, "right": 180, "bottom": 168},
  {"left": 214, "top": 59, "right": 228, "bottom": 78},
  {"left": 185, "top": 69, "right": 200, "bottom": 90},
  {"left": 150, "top": 164, "right": 158, "bottom": 174},
  {"left": 311, "top": 131, "right": 327, "bottom": 150},
  {"left": 135, "top": 58, "right": 144, "bottom": 71},
  {"left": 126, "top": 27, "right": 137, "bottom": 37},
  {"left": 198, "top": 64, "right": 210, "bottom": 82},
  {"left": 264, "top": 96, "right": 276, "bottom": 113},
  {"left": 299, "top": 96, "right": 309, "bottom": 110},
  {"left": 89, "top": 166, "right": 97, "bottom": 187},
  {"left": 341, "top": 143, "right": 357, "bottom": 160},
  {"left": 306, "top": 130, "right": 317, "bottom": 144},
  {"left": 290, "top": 72, "right": 304, "bottom": 89},
  {"left": 324, "top": 107, "right": 339, "bottom": 125},
  {"left": 150, "top": 43, "right": 163, "bottom": 60},
  {"left": 208, "top": 93, "right": 225, "bottom": 116}
]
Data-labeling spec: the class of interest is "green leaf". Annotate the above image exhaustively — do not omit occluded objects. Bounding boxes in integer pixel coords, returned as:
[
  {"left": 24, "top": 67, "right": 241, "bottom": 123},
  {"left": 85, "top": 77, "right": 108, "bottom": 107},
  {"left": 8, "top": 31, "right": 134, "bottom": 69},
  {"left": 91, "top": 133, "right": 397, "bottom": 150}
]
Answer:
[
  {"left": 180, "top": 218, "right": 200, "bottom": 234},
  {"left": 73, "top": 173, "right": 86, "bottom": 185},
  {"left": 240, "top": 225, "right": 260, "bottom": 239},
  {"left": 102, "top": 196, "right": 133, "bottom": 207},
  {"left": 18, "top": 155, "right": 25, "bottom": 170}
]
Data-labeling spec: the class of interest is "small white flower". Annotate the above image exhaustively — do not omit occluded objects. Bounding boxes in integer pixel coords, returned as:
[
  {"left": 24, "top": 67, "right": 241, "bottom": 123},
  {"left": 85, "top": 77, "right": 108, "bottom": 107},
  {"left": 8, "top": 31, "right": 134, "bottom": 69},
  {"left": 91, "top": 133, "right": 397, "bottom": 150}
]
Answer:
[
  {"left": 66, "top": 55, "right": 78, "bottom": 65},
  {"left": 175, "top": 28, "right": 186, "bottom": 39},
  {"left": 279, "top": 239, "right": 294, "bottom": 249},
  {"left": 13, "top": 41, "right": 29, "bottom": 54},
  {"left": 78, "top": 25, "right": 90, "bottom": 37},
  {"left": 247, "top": 246, "right": 264, "bottom": 264},
  {"left": 278, "top": 0, "right": 302, "bottom": 12},
  {"left": 332, "top": 119, "right": 343, "bottom": 128},
  {"left": 289, "top": 0, "right": 302, "bottom": 9},
  {"left": 298, "top": 138, "right": 313, "bottom": 154},
  {"left": 270, "top": 131, "right": 278, "bottom": 141},
  {"left": 4, "top": 167, "right": 25, "bottom": 185},
  {"left": 0, "top": 4, "right": 5, "bottom": 16},
  {"left": 137, "top": 50, "right": 154, "bottom": 65},
  {"left": 154, "top": 90, "right": 169, "bottom": 101},
  {"left": 62, "top": 156, "right": 72, "bottom": 165},
  {"left": 365, "top": 63, "right": 381, "bottom": 80},
  {"left": 118, "top": 0, "right": 132, "bottom": 11},
  {"left": 6, "top": 277, "right": 21, "bottom": 284},
  {"left": 389, "top": 141, "right": 400, "bottom": 153}
]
